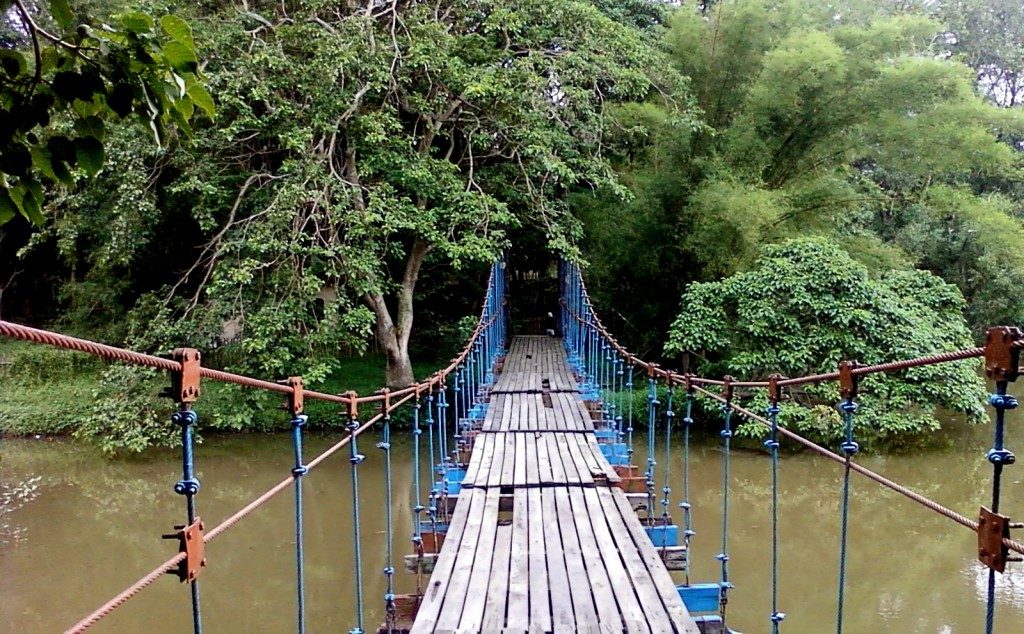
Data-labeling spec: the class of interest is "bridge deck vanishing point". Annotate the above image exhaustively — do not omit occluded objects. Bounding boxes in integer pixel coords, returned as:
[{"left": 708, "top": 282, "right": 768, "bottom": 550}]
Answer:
[{"left": 411, "top": 336, "right": 699, "bottom": 633}]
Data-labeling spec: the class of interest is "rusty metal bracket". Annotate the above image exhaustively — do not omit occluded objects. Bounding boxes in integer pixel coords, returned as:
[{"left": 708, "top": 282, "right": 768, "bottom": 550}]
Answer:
[
  {"left": 162, "top": 348, "right": 201, "bottom": 404},
  {"left": 722, "top": 375, "right": 735, "bottom": 402},
  {"left": 278, "top": 376, "right": 304, "bottom": 416},
  {"left": 162, "top": 517, "right": 206, "bottom": 582},
  {"left": 979, "top": 507, "right": 1012, "bottom": 573},
  {"left": 767, "top": 373, "right": 785, "bottom": 405},
  {"left": 985, "top": 327, "right": 1022, "bottom": 383},
  {"left": 683, "top": 373, "right": 694, "bottom": 394},
  {"left": 380, "top": 387, "right": 391, "bottom": 417},
  {"left": 647, "top": 363, "right": 660, "bottom": 379},
  {"left": 345, "top": 390, "right": 359, "bottom": 422},
  {"left": 838, "top": 361, "right": 860, "bottom": 401}
]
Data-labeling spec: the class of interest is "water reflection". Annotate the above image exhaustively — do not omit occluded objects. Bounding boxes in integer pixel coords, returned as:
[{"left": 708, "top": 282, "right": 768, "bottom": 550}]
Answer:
[{"left": 1, "top": 415, "right": 1023, "bottom": 632}]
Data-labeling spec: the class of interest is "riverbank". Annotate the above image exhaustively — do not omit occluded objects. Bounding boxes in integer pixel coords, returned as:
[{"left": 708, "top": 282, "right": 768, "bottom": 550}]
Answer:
[{"left": 0, "top": 340, "right": 438, "bottom": 439}]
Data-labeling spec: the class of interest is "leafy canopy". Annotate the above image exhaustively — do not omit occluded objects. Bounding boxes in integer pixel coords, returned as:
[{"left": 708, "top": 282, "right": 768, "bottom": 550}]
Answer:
[
  {"left": 666, "top": 238, "right": 986, "bottom": 446},
  {"left": 0, "top": 0, "right": 212, "bottom": 225}
]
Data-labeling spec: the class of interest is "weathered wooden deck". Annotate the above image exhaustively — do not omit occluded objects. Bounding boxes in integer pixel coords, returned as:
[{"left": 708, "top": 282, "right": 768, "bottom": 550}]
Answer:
[{"left": 411, "top": 336, "right": 699, "bottom": 633}]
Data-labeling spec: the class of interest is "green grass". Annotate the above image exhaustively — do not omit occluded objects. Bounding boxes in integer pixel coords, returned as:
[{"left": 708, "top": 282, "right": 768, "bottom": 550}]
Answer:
[
  {"left": 0, "top": 339, "right": 441, "bottom": 437},
  {"left": 0, "top": 341, "right": 105, "bottom": 435}
]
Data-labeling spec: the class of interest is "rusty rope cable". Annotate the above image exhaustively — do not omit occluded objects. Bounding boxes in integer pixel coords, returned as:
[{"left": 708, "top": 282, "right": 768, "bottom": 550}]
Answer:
[
  {"left": 693, "top": 386, "right": 1024, "bottom": 556},
  {"left": 1, "top": 314, "right": 497, "bottom": 404},
  {"left": 563, "top": 290, "right": 985, "bottom": 389},
  {"left": 26, "top": 265, "right": 503, "bottom": 632},
  {"left": 65, "top": 393, "right": 414, "bottom": 634}
]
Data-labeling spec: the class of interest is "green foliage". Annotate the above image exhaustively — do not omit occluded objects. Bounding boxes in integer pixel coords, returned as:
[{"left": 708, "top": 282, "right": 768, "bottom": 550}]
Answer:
[
  {"left": 0, "top": 1, "right": 212, "bottom": 225},
  {"left": 579, "top": 0, "right": 1024, "bottom": 357},
  {"left": 665, "top": 238, "right": 987, "bottom": 447},
  {"left": 0, "top": 341, "right": 103, "bottom": 435}
]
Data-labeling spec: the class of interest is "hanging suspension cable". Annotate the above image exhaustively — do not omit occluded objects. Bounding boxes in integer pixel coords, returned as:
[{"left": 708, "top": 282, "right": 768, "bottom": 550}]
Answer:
[
  {"left": 766, "top": 375, "right": 785, "bottom": 633},
  {"left": 646, "top": 375, "right": 659, "bottom": 521},
  {"left": 166, "top": 348, "right": 203, "bottom": 634},
  {"left": 717, "top": 377, "right": 735, "bottom": 623},
  {"left": 661, "top": 381, "right": 675, "bottom": 557},
  {"left": 680, "top": 376, "right": 695, "bottom": 586},
  {"left": 985, "top": 378, "right": 1017, "bottom": 634},
  {"left": 344, "top": 396, "right": 366, "bottom": 634},
  {"left": 835, "top": 362, "right": 860, "bottom": 634},
  {"left": 627, "top": 363, "right": 636, "bottom": 461},
  {"left": 283, "top": 377, "right": 308, "bottom": 634},
  {"left": 377, "top": 391, "right": 396, "bottom": 633}
]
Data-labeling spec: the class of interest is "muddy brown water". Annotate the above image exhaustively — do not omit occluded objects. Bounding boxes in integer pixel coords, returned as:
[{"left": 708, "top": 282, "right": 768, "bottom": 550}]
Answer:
[{"left": 3, "top": 415, "right": 1024, "bottom": 633}]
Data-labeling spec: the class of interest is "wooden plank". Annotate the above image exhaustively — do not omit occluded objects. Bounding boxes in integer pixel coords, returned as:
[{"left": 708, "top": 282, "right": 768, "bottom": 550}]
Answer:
[
  {"left": 506, "top": 489, "right": 530, "bottom": 629},
  {"left": 527, "top": 487, "right": 553, "bottom": 631},
  {"left": 547, "top": 433, "right": 567, "bottom": 485},
  {"left": 567, "top": 487, "right": 625, "bottom": 632},
  {"left": 540, "top": 488, "right": 576, "bottom": 630},
  {"left": 607, "top": 489, "right": 699, "bottom": 633},
  {"left": 577, "top": 487, "right": 652, "bottom": 633},
  {"left": 482, "top": 519, "right": 513, "bottom": 631},
  {"left": 552, "top": 486, "right": 598, "bottom": 626},
  {"left": 410, "top": 485, "right": 480, "bottom": 632},
  {"left": 435, "top": 488, "right": 489, "bottom": 631},
  {"left": 488, "top": 432, "right": 508, "bottom": 489},
  {"left": 455, "top": 489, "right": 502, "bottom": 631}
]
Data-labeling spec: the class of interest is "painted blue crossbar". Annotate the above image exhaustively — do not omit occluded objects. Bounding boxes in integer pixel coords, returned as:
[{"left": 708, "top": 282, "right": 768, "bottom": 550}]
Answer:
[
  {"left": 677, "top": 583, "right": 721, "bottom": 614},
  {"left": 644, "top": 524, "right": 679, "bottom": 547},
  {"left": 599, "top": 442, "right": 630, "bottom": 465},
  {"left": 444, "top": 467, "right": 466, "bottom": 495},
  {"left": 594, "top": 428, "right": 617, "bottom": 441},
  {"left": 468, "top": 403, "right": 488, "bottom": 419}
]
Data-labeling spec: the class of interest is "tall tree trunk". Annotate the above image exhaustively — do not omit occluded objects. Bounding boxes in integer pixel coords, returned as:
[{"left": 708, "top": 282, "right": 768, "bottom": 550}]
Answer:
[{"left": 364, "top": 238, "right": 431, "bottom": 388}]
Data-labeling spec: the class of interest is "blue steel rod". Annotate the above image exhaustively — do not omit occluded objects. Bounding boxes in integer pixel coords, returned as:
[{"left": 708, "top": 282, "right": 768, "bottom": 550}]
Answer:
[
  {"left": 985, "top": 380, "right": 1016, "bottom": 634},
  {"left": 347, "top": 410, "right": 366, "bottom": 634},
  {"left": 172, "top": 407, "right": 203, "bottom": 634},
  {"left": 290, "top": 413, "right": 309, "bottom": 634}
]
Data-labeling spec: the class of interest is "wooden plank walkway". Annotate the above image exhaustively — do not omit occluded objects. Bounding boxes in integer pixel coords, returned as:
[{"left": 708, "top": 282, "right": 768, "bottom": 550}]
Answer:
[{"left": 411, "top": 336, "right": 698, "bottom": 633}]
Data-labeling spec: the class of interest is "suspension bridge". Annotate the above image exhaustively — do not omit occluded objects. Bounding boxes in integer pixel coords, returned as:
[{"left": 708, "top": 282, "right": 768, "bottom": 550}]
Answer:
[{"left": 2, "top": 258, "right": 1023, "bottom": 633}]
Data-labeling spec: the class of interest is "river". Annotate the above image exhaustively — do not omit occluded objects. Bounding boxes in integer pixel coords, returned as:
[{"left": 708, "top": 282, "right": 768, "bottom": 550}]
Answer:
[{"left": 3, "top": 414, "right": 1024, "bottom": 632}]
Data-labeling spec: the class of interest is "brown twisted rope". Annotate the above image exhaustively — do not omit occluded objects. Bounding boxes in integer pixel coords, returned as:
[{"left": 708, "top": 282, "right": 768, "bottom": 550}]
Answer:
[{"left": 694, "top": 386, "right": 1024, "bottom": 556}]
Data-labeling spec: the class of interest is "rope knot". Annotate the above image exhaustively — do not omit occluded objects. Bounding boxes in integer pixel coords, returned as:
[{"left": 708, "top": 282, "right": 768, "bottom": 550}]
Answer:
[
  {"left": 767, "top": 404, "right": 781, "bottom": 417},
  {"left": 841, "top": 440, "right": 860, "bottom": 456},
  {"left": 771, "top": 612, "right": 787, "bottom": 623},
  {"left": 763, "top": 439, "right": 780, "bottom": 450},
  {"left": 383, "top": 566, "right": 395, "bottom": 577},
  {"left": 720, "top": 428, "right": 733, "bottom": 439},
  {"left": 349, "top": 453, "right": 366, "bottom": 465},
  {"left": 292, "top": 465, "right": 308, "bottom": 476},
  {"left": 376, "top": 441, "right": 391, "bottom": 451},
  {"left": 291, "top": 414, "right": 308, "bottom": 428},
  {"left": 839, "top": 400, "right": 859, "bottom": 414},
  {"left": 682, "top": 417, "right": 694, "bottom": 427},
  {"left": 715, "top": 553, "right": 730, "bottom": 563}
]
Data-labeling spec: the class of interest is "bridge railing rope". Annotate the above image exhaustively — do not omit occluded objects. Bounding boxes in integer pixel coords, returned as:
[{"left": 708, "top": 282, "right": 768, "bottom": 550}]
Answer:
[
  {"left": 1, "top": 260, "right": 507, "bottom": 634},
  {"left": 560, "top": 258, "right": 1021, "bottom": 633}
]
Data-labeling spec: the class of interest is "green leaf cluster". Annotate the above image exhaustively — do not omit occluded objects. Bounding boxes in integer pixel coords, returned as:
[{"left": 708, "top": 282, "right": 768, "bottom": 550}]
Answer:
[
  {"left": 0, "top": 1, "right": 212, "bottom": 225},
  {"left": 665, "top": 237, "right": 986, "bottom": 447}
]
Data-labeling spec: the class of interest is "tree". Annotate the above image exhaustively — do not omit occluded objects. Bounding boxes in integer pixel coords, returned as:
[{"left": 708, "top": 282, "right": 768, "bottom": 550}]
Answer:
[
  {"left": 665, "top": 237, "right": 986, "bottom": 447},
  {"left": 577, "top": 0, "right": 1024, "bottom": 354},
  {"left": 0, "top": 0, "right": 212, "bottom": 224},
  {"left": 100, "top": 0, "right": 690, "bottom": 387},
  {"left": 940, "top": 0, "right": 1024, "bottom": 108}
]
